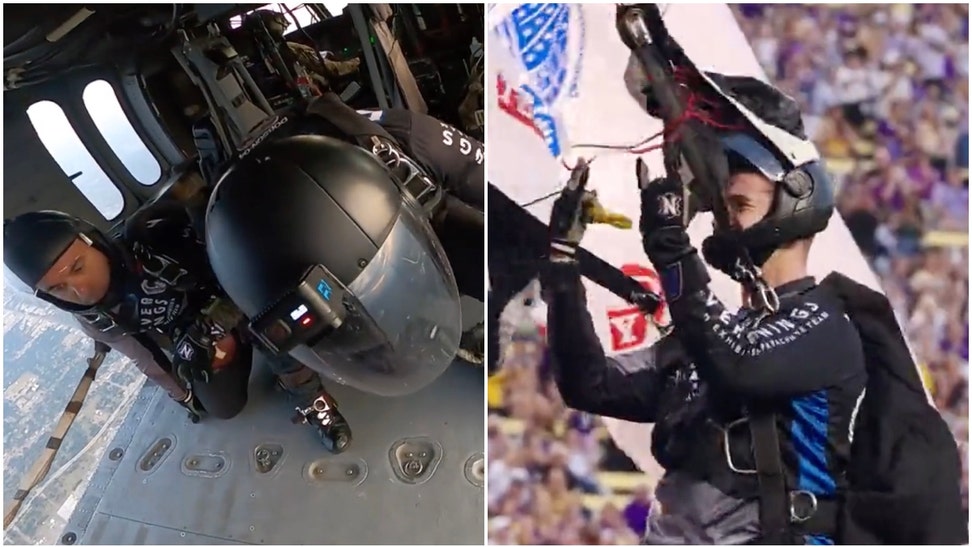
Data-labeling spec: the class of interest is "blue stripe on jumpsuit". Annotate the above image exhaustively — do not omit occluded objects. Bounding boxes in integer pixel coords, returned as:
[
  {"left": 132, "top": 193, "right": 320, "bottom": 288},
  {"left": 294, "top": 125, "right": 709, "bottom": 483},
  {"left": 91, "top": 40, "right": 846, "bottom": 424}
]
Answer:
[{"left": 790, "top": 390, "right": 835, "bottom": 545}]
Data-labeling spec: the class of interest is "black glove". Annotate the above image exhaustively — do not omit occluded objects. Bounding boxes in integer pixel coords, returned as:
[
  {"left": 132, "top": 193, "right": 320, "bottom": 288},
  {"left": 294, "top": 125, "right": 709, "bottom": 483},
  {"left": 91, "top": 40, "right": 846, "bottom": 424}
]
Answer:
[
  {"left": 549, "top": 158, "right": 595, "bottom": 261},
  {"left": 173, "top": 318, "right": 221, "bottom": 385},
  {"left": 176, "top": 389, "right": 206, "bottom": 421},
  {"left": 636, "top": 158, "right": 695, "bottom": 267},
  {"left": 637, "top": 159, "right": 710, "bottom": 303}
]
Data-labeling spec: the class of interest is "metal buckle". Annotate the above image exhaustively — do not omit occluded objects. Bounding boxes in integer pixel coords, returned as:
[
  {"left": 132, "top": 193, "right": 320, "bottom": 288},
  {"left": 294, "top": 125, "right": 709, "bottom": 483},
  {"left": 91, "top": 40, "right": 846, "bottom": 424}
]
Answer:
[
  {"left": 133, "top": 243, "right": 189, "bottom": 288},
  {"left": 294, "top": 393, "right": 336, "bottom": 426},
  {"left": 78, "top": 312, "right": 119, "bottom": 333},
  {"left": 731, "top": 258, "right": 780, "bottom": 313},
  {"left": 789, "top": 490, "right": 818, "bottom": 523},
  {"left": 754, "top": 278, "right": 780, "bottom": 313},
  {"left": 370, "top": 138, "right": 441, "bottom": 212},
  {"left": 722, "top": 417, "right": 757, "bottom": 475}
]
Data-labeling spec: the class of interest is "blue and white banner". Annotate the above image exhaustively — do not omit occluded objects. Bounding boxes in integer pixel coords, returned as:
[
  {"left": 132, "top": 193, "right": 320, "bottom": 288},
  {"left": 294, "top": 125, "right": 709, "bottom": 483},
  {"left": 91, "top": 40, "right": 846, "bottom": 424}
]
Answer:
[{"left": 489, "top": 3, "right": 585, "bottom": 159}]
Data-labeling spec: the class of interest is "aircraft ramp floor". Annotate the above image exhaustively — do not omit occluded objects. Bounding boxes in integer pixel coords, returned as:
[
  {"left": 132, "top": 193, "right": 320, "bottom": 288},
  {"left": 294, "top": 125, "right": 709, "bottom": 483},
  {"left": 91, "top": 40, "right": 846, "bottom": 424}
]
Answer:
[{"left": 61, "top": 339, "right": 484, "bottom": 545}]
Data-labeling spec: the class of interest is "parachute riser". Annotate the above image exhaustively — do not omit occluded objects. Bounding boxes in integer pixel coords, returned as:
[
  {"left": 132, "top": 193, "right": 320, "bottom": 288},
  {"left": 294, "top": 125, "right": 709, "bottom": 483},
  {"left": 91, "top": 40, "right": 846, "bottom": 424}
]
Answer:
[{"left": 615, "top": 4, "right": 779, "bottom": 313}]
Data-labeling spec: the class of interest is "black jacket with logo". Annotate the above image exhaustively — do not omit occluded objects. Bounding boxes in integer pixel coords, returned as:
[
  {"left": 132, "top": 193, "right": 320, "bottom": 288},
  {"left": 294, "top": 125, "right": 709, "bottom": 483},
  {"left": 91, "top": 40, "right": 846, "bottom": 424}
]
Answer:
[
  {"left": 75, "top": 200, "right": 226, "bottom": 400},
  {"left": 541, "top": 261, "right": 867, "bottom": 543}
]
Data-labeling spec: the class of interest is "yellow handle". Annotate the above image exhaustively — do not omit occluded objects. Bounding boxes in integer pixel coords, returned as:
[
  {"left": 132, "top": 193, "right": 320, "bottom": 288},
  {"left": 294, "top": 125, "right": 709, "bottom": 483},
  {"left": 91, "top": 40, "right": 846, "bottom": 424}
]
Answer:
[{"left": 585, "top": 199, "right": 633, "bottom": 230}]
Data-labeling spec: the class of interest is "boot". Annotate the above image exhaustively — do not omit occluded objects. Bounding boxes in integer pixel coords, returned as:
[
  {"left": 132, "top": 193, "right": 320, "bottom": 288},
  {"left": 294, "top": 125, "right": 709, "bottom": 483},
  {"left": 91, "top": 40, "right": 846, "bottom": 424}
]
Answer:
[
  {"left": 291, "top": 389, "right": 353, "bottom": 454},
  {"left": 270, "top": 356, "right": 353, "bottom": 453}
]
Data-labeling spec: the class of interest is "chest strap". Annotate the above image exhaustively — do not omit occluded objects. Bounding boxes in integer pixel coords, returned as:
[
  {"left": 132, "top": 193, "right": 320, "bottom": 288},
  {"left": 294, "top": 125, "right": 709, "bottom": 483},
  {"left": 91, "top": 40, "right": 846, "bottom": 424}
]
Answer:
[{"left": 748, "top": 411, "right": 839, "bottom": 543}]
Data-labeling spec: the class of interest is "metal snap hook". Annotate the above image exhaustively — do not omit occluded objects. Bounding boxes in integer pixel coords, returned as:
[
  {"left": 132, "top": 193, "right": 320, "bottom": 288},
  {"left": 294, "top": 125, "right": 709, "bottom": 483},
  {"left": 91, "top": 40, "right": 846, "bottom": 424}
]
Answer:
[
  {"left": 756, "top": 281, "right": 780, "bottom": 313},
  {"left": 789, "top": 490, "right": 818, "bottom": 523}
]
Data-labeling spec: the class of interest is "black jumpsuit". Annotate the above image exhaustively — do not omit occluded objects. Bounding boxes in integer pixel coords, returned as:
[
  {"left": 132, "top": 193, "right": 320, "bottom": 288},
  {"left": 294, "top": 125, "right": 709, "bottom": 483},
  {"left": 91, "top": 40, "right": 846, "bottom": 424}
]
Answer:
[
  {"left": 75, "top": 201, "right": 316, "bottom": 419},
  {"left": 541, "top": 259, "right": 867, "bottom": 544},
  {"left": 372, "top": 108, "right": 485, "bottom": 304}
]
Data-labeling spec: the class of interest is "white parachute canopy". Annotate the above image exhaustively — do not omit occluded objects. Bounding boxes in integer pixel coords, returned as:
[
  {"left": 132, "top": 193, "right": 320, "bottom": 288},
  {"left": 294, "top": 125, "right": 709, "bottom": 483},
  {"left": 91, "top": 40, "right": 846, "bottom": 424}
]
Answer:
[{"left": 487, "top": 3, "right": 893, "bottom": 478}]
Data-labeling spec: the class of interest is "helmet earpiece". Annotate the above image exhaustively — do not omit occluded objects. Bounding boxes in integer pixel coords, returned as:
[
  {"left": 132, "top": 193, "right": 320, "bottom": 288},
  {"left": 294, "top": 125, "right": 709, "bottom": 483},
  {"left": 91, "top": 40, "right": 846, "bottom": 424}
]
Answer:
[{"left": 713, "top": 133, "right": 834, "bottom": 267}]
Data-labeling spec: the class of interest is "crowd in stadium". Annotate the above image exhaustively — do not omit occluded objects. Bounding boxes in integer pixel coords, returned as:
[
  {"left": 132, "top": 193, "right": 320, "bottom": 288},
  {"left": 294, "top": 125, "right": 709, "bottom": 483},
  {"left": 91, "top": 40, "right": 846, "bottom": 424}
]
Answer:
[{"left": 487, "top": 4, "right": 969, "bottom": 544}]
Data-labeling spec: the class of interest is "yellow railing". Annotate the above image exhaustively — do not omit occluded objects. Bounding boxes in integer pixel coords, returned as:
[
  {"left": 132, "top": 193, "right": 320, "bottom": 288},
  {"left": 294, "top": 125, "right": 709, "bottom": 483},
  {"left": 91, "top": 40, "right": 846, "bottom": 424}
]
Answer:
[
  {"left": 922, "top": 230, "right": 969, "bottom": 248},
  {"left": 596, "top": 471, "right": 654, "bottom": 493},
  {"left": 582, "top": 493, "right": 634, "bottom": 512}
]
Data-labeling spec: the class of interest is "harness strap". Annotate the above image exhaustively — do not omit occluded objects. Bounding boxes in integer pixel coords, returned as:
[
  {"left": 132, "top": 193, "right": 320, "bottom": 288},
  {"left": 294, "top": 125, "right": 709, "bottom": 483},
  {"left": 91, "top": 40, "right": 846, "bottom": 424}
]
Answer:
[
  {"left": 749, "top": 411, "right": 791, "bottom": 544},
  {"left": 304, "top": 93, "right": 444, "bottom": 213},
  {"left": 748, "top": 411, "right": 839, "bottom": 543}
]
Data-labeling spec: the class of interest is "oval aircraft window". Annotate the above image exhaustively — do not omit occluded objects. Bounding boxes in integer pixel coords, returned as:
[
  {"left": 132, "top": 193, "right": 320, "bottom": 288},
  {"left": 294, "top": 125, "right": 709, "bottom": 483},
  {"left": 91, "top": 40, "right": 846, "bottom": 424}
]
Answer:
[
  {"left": 26, "top": 101, "right": 124, "bottom": 220},
  {"left": 82, "top": 80, "right": 161, "bottom": 186}
]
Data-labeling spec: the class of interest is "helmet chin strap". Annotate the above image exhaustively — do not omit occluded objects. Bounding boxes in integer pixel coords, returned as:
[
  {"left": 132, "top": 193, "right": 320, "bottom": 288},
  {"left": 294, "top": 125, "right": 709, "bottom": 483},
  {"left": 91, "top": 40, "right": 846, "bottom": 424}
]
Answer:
[
  {"left": 731, "top": 253, "right": 780, "bottom": 314},
  {"left": 99, "top": 240, "right": 137, "bottom": 311},
  {"left": 702, "top": 227, "right": 780, "bottom": 314}
]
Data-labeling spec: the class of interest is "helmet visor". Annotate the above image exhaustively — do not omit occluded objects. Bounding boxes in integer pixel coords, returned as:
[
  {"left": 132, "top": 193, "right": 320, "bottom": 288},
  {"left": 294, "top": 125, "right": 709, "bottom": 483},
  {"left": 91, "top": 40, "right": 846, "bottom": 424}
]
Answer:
[
  {"left": 721, "top": 133, "right": 788, "bottom": 182},
  {"left": 252, "top": 198, "right": 462, "bottom": 396}
]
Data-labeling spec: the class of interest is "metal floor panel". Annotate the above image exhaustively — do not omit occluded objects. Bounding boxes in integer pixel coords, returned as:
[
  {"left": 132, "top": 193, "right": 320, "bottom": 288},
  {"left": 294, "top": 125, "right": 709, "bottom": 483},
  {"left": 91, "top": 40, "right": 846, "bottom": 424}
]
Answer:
[
  {"left": 62, "top": 328, "right": 484, "bottom": 545},
  {"left": 81, "top": 514, "right": 246, "bottom": 545}
]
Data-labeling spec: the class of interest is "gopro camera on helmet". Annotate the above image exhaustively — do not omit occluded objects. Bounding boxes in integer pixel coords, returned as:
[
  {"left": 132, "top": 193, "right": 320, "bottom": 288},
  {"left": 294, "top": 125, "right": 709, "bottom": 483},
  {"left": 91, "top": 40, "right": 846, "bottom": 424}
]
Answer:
[{"left": 248, "top": 264, "right": 348, "bottom": 354}]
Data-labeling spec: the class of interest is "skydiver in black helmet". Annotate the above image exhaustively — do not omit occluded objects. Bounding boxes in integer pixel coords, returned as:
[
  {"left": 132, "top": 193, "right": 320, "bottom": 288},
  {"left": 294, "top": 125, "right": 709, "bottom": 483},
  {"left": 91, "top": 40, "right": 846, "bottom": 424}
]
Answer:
[
  {"left": 539, "top": 76, "right": 867, "bottom": 543},
  {"left": 4, "top": 198, "right": 352, "bottom": 453},
  {"left": 224, "top": 9, "right": 485, "bottom": 366}
]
